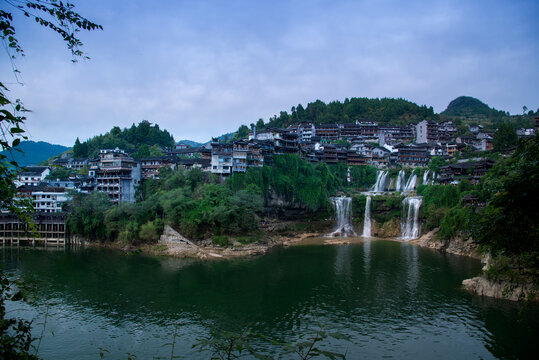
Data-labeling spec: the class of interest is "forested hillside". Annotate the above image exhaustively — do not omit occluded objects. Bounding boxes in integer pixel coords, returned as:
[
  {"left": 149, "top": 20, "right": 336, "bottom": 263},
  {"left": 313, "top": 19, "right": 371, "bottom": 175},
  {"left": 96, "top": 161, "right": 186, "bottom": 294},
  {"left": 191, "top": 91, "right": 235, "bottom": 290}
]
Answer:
[
  {"left": 441, "top": 96, "right": 507, "bottom": 118},
  {"left": 257, "top": 97, "right": 437, "bottom": 129},
  {"left": 72, "top": 120, "right": 174, "bottom": 158}
]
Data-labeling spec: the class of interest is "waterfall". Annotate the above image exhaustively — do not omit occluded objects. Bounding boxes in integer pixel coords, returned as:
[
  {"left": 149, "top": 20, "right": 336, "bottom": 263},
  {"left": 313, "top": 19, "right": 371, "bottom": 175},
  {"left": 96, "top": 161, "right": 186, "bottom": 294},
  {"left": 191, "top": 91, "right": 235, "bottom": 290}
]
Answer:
[
  {"left": 422, "top": 170, "right": 430, "bottom": 185},
  {"left": 371, "top": 170, "right": 389, "bottom": 192},
  {"left": 395, "top": 170, "right": 406, "bottom": 192},
  {"left": 328, "top": 197, "right": 357, "bottom": 237},
  {"left": 404, "top": 173, "right": 417, "bottom": 192},
  {"left": 361, "top": 196, "right": 372, "bottom": 237},
  {"left": 401, "top": 196, "right": 423, "bottom": 240}
]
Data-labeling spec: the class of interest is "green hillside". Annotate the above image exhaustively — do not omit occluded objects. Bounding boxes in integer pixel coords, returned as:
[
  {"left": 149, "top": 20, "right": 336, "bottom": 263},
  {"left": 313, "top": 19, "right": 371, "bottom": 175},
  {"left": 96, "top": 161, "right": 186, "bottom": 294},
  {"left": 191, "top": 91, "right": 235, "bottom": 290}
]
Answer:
[
  {"left": 259, "top": 97, "right": 437, "bottom": 129},
  {"left": 0, "top": 141, "right": 69, "bottom": 167},
  {"left": 73, "top": 120, "right": 175, "bottom": 158},
  {"left": 441, "top": 96, "right": 506, "bottom": 118}
]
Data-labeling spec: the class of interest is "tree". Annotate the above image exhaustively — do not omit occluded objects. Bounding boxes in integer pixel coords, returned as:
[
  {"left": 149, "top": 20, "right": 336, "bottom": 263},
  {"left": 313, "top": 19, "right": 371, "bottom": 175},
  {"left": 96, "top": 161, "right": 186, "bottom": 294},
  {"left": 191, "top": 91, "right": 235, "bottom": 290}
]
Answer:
[
  {"left": 1, "top": 1, "right": 102, "bottom": 212},
  {"left": 474, "top": 135, "right": 539, "bottom": 255},
  {"left": 1, "top": 2, "right": 101, "bottom": 357},
  {"left": 492, "top": 122, "right": 518, "bottom": 151},
  {"left": 428, "top": 156, "right": 446, "bottom": 173},
  {"left": 233, "top": 124, "right": 249, "bottom": 140}
]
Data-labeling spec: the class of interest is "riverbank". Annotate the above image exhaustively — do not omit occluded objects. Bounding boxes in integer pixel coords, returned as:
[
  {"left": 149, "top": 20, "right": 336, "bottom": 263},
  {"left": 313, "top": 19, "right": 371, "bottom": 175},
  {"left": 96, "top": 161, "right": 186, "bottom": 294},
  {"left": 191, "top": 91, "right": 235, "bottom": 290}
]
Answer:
[
  {"left": 409, "top": 228, "right": 482, "bottom": 259},
  {"left": 87, "top": 219, "right": 334, "bottom": 260}
]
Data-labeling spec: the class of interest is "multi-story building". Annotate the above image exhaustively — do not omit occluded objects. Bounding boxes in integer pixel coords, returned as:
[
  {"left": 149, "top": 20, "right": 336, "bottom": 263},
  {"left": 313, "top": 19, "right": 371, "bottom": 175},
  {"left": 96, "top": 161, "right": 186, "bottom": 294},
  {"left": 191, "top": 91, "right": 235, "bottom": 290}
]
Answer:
[
  {"left": 91, "top": 148, "right": 141, "bottom": 204},
  {"left": 140, "top": 157, "right": 176, "bottom": 179},
  {"left": 247, "top": 142, "right": 264, "bottom": 167},
  {"left": 437, "top": 121, "right": 457, "bottom": 143},
  {"left": 210, "top": 141, "right": 233, "bottom": 176},
  {"left": 315, "top": 124, "right": 340, "bottom": 141},
  {"left": 415, "top": 120, "right": 438, "bottom": 144},
  {"left": 232, "top": 141, "right": 249, "bottom": 173},
  {"left": 379, "top": 125, "right": 415, "bottom": 144},
  {"left": 17, "top": 184, "right": 69, "bottom": 213},
  {"left": 339, "top": 123, "right": 361, "bottom": 138},
  {"left": 371, "top": 147, "right": 390, "bottom": 168},
  {"left": 297, "top": 122, "right": 315, "bottom": 143},
  {"left": 322, "top": 144, "right": 338, "bottom": 164},
  {"left": 356, "top": 121, "right": 379, "bottom": 137},
  {"left": 177, "top": 158, "right": 211, "bottom": 171},
  {"left": 15, "top": 166, "right": 50, "bottom": 187},
  {"left": 438, "top": 159, "right": 495, "bottom": 184},
  {"left": 69, "top": 158, "right": 88, "bottom": 170},
  {"left": 346, "top": 151, "right": 368, "bottom": 166},
  {"left": 397, "top": 144, "right": 430, "bottom": 167},
  {"left": 274, "top": 131, "right": 299, "bottom": 154}
]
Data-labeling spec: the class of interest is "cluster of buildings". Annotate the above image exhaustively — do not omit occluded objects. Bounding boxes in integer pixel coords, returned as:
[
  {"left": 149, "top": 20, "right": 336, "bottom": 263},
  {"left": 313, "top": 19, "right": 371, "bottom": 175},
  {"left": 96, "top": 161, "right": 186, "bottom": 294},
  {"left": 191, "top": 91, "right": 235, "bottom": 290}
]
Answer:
[
  {"left": 10, "top": 119, "right": 537, "bottom": 209},
  {"left": 207, "top": 119, "right": 492, "bottom": 176}
]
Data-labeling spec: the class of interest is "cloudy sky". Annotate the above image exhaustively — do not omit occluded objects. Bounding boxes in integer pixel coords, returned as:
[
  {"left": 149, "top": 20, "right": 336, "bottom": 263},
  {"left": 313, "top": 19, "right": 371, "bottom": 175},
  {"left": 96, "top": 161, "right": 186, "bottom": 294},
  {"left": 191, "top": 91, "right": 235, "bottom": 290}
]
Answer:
[{"left": 2, "top": 0, "right": 538, "bottom": 146}]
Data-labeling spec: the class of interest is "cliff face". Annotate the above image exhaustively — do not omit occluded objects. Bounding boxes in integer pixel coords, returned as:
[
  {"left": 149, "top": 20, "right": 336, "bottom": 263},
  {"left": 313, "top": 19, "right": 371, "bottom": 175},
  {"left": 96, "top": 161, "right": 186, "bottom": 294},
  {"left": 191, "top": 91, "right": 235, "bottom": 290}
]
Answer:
[
  {"left": 263, "top": 190, "right": 321, "bottom": 221},
  {"left": 462, "top": 276, "right": 538, "bottom": 302},
  {"left": 410, "top": 228, "right": 481, "bottom": 259},
  {"left": 372, "top": 218, "right": 400, "bottom": 238}
]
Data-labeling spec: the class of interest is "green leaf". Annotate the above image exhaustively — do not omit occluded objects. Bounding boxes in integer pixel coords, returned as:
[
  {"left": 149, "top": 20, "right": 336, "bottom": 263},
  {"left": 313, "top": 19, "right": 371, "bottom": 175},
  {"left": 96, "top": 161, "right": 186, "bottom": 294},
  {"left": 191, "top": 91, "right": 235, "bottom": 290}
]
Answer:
[{"left": 10, "top": 127, "right": 25, "bottom": 133}]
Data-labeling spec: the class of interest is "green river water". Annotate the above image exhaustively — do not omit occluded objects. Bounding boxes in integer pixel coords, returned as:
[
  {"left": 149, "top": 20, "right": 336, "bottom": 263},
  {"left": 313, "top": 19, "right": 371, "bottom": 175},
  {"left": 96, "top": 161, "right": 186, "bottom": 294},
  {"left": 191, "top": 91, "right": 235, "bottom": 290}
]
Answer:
[{"left": 1, "top": 240, "right": 538, "bottom": 359}]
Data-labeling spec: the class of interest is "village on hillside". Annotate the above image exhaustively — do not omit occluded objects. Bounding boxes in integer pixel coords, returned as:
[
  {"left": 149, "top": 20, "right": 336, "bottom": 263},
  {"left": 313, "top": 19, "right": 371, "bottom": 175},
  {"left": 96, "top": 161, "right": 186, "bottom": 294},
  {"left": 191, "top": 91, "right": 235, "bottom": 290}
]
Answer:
[{"left": 1, "top": 117, "right": 537, "bottom": 245}]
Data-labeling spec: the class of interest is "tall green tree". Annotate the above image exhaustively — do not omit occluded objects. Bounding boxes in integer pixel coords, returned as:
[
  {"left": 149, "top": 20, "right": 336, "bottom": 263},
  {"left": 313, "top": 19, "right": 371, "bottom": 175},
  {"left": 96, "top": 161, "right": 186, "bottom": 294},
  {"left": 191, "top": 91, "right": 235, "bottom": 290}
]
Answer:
[
  {"left": 492, "top": 122, "right": 518, "bottom": 151},
  {"left": 474, "top": 135, "right": 539, "bottom": 255}
]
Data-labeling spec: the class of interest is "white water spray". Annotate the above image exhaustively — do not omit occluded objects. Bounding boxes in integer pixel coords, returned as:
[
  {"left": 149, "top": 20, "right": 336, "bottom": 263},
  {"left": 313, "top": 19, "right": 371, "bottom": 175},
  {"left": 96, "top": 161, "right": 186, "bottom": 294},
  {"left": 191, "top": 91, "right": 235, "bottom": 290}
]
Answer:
[
  {"left": 361, "top": 196, "right": 372, "bottom": 237},
  {"left": 423, "top": 170, "right": 430, "bottom": 185},
  {"left": 404, "top": 173, "right": 417, "bottom": 192},
  {"left": 371, "top": 170, "right": 389, "bottom": 192},
  {"left": 395, "top": 170, "right": 406, "bottom": 192},
  {"left": 401, "top": 196, "right": 423, "bottom": 240},
  {"left": 328, "top": 197, "right": 357, "bottom": 237}
]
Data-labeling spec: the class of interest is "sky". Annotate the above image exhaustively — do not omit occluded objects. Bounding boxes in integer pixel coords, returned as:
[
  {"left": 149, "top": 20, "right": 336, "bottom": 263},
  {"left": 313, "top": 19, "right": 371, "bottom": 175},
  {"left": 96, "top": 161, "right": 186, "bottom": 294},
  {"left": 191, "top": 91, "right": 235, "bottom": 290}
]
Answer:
[{"left": 1, "top": 0, "right": 538, "bottom": 146}]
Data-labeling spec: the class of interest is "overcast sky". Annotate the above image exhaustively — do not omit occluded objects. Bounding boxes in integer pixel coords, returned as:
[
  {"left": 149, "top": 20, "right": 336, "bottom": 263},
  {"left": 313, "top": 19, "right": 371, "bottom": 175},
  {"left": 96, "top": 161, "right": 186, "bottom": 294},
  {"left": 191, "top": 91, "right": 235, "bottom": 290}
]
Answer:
[{"left": 2, "top": 0, "right": 538, "bottom": 146}]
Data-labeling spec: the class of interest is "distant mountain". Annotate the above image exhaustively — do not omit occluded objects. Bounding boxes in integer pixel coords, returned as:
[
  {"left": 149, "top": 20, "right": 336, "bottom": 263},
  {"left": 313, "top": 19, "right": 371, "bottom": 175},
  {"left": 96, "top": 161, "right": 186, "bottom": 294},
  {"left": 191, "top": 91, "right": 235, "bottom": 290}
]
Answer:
[
  {"left": 175, "top": 140, "right": 202, "bottom": 147},
  {"left": 1, "top": 141, "right": 70, "bottom": 167},
  {"left": 441, "top": 96, "right": 506, "bottom": 118}
]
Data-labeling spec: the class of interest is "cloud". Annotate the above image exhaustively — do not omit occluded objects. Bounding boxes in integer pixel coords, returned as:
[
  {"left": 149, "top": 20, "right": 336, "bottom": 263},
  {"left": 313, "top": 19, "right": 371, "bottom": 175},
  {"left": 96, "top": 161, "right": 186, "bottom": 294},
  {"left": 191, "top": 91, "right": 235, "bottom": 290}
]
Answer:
[{"left": 2, "top": 0, "right": 538, "bottom": 146}]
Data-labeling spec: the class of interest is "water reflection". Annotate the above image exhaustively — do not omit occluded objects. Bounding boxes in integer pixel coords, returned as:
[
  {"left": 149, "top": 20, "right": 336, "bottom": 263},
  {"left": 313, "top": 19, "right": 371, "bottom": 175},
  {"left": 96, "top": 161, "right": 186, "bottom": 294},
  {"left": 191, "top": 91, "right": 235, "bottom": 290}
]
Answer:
[{"left": 1, "top": 242, "right": 537, "bottom": 360}]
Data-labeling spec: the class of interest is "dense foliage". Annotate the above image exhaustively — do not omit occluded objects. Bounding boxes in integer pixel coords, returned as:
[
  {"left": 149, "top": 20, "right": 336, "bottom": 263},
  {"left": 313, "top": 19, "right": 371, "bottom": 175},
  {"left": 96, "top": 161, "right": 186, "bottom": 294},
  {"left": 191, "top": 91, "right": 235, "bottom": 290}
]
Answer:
[
  {"left": 228, "top": 154, "right": 377, "bottom": 212},
  {"left": 492, "top": 122, "right": 518, "bottom": 151},
  {"left": 473, "top": 135, "right": 539, "bottom": 256},
  {"left": 72, "top": 121, "right": 174, "bottom": 158},
  {"left": 256, "top": 97, "right": 437, "bottom": 129},
  {"left": 67, "top": 168, "right": 264, "bottom": 241},
  {"left": 228, "top": 154, "right": 337, "bottom": 211},
  {"left": 65, "top": 154, "right": 379, "bottom": 241},
  {"left": 416, "top": 181, "right": 482, "bottom": 238}
]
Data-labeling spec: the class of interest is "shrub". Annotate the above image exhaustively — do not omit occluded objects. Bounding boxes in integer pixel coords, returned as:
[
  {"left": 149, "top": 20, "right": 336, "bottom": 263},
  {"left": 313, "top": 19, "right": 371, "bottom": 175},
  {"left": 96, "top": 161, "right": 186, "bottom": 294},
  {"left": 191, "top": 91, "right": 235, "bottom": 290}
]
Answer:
[{"left": 212, "top": 236, "right": 229, "bottom": 247}]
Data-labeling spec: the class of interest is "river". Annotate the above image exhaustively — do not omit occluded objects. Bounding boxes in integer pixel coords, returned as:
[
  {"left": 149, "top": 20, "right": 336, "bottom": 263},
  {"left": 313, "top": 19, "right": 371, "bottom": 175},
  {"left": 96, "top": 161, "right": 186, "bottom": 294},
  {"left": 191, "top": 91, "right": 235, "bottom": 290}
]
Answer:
[{"left": 2, "top": 240, "right": 537, "bottom": 359}]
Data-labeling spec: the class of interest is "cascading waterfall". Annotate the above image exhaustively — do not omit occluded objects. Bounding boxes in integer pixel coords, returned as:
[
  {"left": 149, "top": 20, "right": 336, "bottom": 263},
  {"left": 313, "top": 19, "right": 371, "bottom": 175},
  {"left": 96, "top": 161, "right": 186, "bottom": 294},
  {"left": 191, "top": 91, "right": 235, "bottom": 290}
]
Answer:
[
  {"left": 401, "top": 196, "right": 423, "bottom": 240},
  {"left": 361, "top": 196, "right": 372, "bottom": 237},
  {"left": 395, "top": 170, "right": 406, "bottom": 192},
  {"left": 404, "top": 173, "right": 417, "bottom": 192},
  {"left": 371, "top": 170, "right": 389, "bottom": 192},
  {"left": 422, "top": 170, "right": 430, "bottom": 185},
  {"left": 328, "top": 197, "right": 357, "bottom": 237}
]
